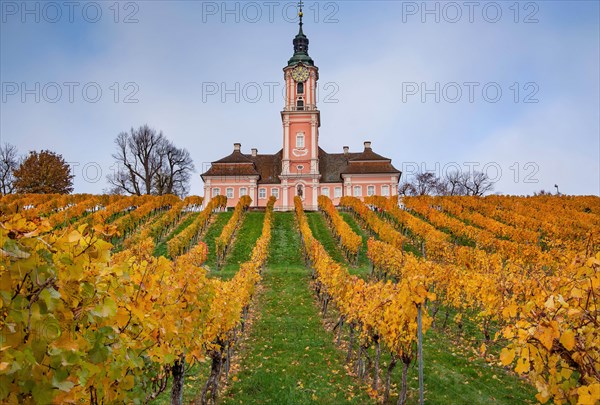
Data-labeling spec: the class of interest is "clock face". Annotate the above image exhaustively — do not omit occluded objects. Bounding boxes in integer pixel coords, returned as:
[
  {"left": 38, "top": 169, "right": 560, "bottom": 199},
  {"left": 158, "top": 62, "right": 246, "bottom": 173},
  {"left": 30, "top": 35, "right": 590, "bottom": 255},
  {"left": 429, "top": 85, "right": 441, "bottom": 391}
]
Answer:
[{"left": 292, "top": 66, "right": 310, "bottom": 82}]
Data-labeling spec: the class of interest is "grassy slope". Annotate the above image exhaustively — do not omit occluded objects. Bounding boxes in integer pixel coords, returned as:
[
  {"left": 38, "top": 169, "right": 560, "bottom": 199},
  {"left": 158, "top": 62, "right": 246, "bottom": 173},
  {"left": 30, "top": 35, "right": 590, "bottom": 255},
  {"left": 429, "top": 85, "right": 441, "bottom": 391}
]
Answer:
[
  {"left": 305, "top": 212, "right": 347, "bottom": 265},
  {"left": 153, "top": 212, "right": 198, "bottom": 258},
  {"left": 152, "top": 209, "right": 536, "bottom": 404},
  {"left": 326, "top": 210, "right": 537, "bottom": 404},
  {"left": 221, "top": 212, "right": 374, "bottom": 404},
  {"left": 201, "top": 211, "right": 233, "bottom": 270},
  {"left": 219, "top": 212, "right": 265, "bottom": 279},
  {"left": 152, "top": 212, "right": 264, "bottom": 403},
  {"left": 338, "top": 211, "right": 372, "bottom": 276}
]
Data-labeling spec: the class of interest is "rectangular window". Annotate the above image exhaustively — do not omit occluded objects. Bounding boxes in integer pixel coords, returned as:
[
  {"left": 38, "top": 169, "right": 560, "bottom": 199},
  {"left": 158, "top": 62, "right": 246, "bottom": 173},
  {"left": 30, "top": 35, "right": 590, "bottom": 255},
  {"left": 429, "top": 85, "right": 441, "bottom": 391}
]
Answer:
[
  {"left": 271, "top": 188, "right": 279, "bottom": 198},
  {"left": 259, "top": 188, "right": 266, "bottom": 199},
  {"left": 334, "top": 187, "right": 342, "bottom": 198},
  {"left": 212, "top": 188, "right": 220, "bottom": 197},
  {"left": 240, "top": 187, "right": 248, "bottom": 197},
  {"left": 367, "top": 185, "right": 375, "bottom": 196},
  {"left": 353, "top": 185, "right": 362, "bottom": 197},
  {"left": 321, "top": 187, "right": 330, "bottom": 197},
  {"left": 381, "top": 185, "right": 390, "bottom": 196},
  {"left": 296, "top": 133, "right": 305, "bottom": 148},
  {"left": 226, "top": 188, "right": 234, "bottom": 199}
]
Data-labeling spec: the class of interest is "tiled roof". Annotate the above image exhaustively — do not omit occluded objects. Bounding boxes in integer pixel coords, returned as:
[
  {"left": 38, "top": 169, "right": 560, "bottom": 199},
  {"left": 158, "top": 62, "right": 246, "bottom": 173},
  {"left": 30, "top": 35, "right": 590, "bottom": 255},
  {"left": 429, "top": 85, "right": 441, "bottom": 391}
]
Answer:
[
  {"left": 341, "top": 161, "right": 401, "bottom": 175},
  {"left": 214, "top": 150, "right": 254, "bottom": 164},
  {"left": 201, "top": 163, "right": 259, "bottom": 178},
  {"left": 349, "top": 148, "right": 390, "bottom": 162},
  {"left": 318, "top": 148, "right": 353, "bottom": 183},
  {"left": 203, "top": 146, "right": 400, "bottom": 183},
  {"left": 250, "top": 150, "right": 282, "bottom": 184}
]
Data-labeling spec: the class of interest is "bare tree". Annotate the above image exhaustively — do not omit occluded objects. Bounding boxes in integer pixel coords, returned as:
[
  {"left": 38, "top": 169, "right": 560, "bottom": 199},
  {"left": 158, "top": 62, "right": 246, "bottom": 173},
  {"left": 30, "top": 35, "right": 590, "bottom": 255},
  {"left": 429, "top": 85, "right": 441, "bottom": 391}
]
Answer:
[
  {"left": 154, "top": 141, "right": 194, "bottom": 196},
  {"left": 398, "top": 181, "right": 415, "bottom": 197},
  {"left": 107, "top": 125, "right": 194, "bottom": 197},
  {"left": 0, "top": 143, "right": 19, "bottom": 195},
  {"left": 440, "top": 171, "right": 469, "bottom": 196},
  {"left": 399, "top": 169, "right": 494, "bottom": 197},
  {"left": 464, "top": 171, "right": 494, "bottom": 196},
  {"left": 400, "top": 171, "right": 442, "bottom": 196}
]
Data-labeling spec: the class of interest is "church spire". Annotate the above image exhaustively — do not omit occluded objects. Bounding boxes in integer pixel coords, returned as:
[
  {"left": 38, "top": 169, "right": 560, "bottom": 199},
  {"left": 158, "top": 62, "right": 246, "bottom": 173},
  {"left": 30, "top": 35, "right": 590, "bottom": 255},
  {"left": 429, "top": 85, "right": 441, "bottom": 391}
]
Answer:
[
  {"left": 288, "top": 0, "right": 314, "bottom": 66},
  {"left": 297, "top": 0, "right": 305, "bottom": 36}
]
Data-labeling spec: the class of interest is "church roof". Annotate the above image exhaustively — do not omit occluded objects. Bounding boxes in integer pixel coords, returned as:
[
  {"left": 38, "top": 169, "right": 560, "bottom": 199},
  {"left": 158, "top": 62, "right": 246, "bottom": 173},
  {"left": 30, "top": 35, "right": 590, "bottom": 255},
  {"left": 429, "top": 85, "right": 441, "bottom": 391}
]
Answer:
[
  {"left": 349, "top": 148, "right": 390, "bottom": 162},
  {"left": 201, "top": 149, "right": 283, "bottom": 184},
  {"left": 318, "top": 148, "right": 356, "bottom": 183},
  {"left": 319, "top": 146, "right": 400, "bottom": 182},
  {"left": 249, "top": 150, "right": 283, "bottom": 184},
  {"left": 214, "top": 150, "right": 254, "bottom": 164},
  {"left": 342, "top": 161, "right": 401, "bottom": 176},
  {"left": 201, "top": 163, "right": 259, "bottom": 178},
  {"left": 203, "top": 143, "right": 399, "bottom": 184}
]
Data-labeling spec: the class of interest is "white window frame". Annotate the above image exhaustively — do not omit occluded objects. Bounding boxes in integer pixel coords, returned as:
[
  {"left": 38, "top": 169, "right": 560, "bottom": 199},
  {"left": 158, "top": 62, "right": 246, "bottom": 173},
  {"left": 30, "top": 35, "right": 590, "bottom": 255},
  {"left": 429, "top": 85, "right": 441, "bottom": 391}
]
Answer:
[
  {"left": 239, "top": 187, "right": 248, "bottom": 197},
  {"left": 367, "top": 185, "right": 375, "bottom": 197},
  {"left": 226, "top": 187, "right": 234, "bottom": 199},
  {"left": 212, "top": 188, "right": 221, "bottom": 197},
  {"left": 258, "top": 188, "right": 266, "bottom": 199},
  {"left": 353, "top": 185, "right": 362, "bottom": 197},
  {"left": 321, "top": 187, "right": 330, "bottom": 197},
  {"left": 334, "top": 187, "right": 342, "bottom": 198},
  {"left": 296, "top": 132, "right": 305, "bottom": 148},
  {"left": 381, "top": 185, "right": 390, "bottom": 196},
  {"left": 271, "top": 188, "right": 279, "bottom": 198}
]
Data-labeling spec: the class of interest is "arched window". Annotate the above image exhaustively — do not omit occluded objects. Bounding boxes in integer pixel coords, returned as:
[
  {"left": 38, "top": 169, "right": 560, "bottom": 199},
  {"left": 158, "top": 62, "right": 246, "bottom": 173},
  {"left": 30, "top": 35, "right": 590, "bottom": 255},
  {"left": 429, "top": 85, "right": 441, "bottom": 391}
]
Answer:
[
  {"left": 297, "top": 184, "right": 304, "bottom": 198},
  {"left": 297, "top": 82, "right": 304, "bottom": 95}
]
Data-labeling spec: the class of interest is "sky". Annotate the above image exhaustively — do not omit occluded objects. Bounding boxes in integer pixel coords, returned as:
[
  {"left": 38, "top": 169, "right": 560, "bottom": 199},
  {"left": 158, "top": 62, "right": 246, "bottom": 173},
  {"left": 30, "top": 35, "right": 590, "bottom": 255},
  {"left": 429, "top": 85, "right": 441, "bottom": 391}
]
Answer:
[{"left": 1, "top": 0, "right": 599, "bottom": 196}]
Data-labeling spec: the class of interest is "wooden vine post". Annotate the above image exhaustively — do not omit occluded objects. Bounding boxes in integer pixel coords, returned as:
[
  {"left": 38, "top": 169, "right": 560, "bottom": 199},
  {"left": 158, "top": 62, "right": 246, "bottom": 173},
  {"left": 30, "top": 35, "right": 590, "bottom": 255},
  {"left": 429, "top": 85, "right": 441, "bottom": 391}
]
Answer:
[{"left": 418, "top": 304, "right": 424, "bottom": 405}]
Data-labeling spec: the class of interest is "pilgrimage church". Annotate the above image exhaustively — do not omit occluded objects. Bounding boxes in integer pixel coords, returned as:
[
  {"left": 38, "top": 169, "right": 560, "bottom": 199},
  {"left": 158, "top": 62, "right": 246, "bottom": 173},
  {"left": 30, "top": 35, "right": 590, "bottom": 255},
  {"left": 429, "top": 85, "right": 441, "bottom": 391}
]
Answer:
[{"left": 202, "top": 4, "right": 400, "bottom": 211}]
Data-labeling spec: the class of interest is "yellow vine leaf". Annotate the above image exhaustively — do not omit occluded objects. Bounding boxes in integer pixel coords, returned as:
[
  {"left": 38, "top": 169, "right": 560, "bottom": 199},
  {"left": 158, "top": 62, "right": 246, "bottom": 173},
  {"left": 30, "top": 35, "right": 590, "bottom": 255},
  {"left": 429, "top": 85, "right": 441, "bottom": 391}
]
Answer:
[
  {"left": 500, "top": 347, "right": 516, "bottom": 365},
  {"left": 514, "top": 357, "right": 530, "bottom": 374},
  {"left": 577, "top": 384, "right": 600, "bottom": 405},
  {"left": 559, "top": 330, "right": 576, "bottom": 351}
]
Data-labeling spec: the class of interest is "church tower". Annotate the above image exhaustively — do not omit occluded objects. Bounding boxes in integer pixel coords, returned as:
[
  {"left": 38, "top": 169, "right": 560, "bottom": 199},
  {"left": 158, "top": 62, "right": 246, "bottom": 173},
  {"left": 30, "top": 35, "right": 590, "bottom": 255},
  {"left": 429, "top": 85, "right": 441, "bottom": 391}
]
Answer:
[
  {"left": 279, "top": 2, "right": 321, "bottom": 210},
  {"left": 202, "top": 2, "right": 400, "bottom": 211}
]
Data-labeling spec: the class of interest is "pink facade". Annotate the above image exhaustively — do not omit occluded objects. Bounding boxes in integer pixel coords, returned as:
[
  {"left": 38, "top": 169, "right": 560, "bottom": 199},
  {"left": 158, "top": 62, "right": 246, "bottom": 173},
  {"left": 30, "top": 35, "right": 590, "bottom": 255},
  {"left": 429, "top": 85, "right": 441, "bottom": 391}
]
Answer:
[{"left": 201, "top": 15, "right": 400, "bottom": 211}]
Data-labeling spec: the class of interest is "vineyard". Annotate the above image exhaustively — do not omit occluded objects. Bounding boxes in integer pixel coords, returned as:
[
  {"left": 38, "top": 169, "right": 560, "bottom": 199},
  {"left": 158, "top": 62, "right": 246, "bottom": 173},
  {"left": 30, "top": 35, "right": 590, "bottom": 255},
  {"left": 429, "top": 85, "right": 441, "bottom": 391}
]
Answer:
[{"left": 1, "top": 193, "right": 598, "bottom": 404}]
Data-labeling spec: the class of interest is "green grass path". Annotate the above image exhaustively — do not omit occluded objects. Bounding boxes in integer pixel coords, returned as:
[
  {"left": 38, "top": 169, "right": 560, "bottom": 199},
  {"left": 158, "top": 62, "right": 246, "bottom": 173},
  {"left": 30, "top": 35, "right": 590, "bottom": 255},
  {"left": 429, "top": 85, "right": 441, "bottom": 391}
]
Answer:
[
  {"left": 152, "top": 210, "right": 536, "bottom": 405},
  {"left": 201, "top": 211, "right": 233, "bottom": 269},
  {"left": 305, "top": 212, "right": 347, "bottom": 265},
  {"left": 339, "top": 211, "right": 372, "bottom": 276},
  {"left": 153, "top": 212, "right": 198, "bottom": 258},
  {"left": 221, "top": 212, "right": 374, "bottom": 405},
  {"left": 219, "top": 212, "right": 265, "bottom": 279},
  {"left": 333, "top": 212, "right": 537, "bottom": 404}
]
